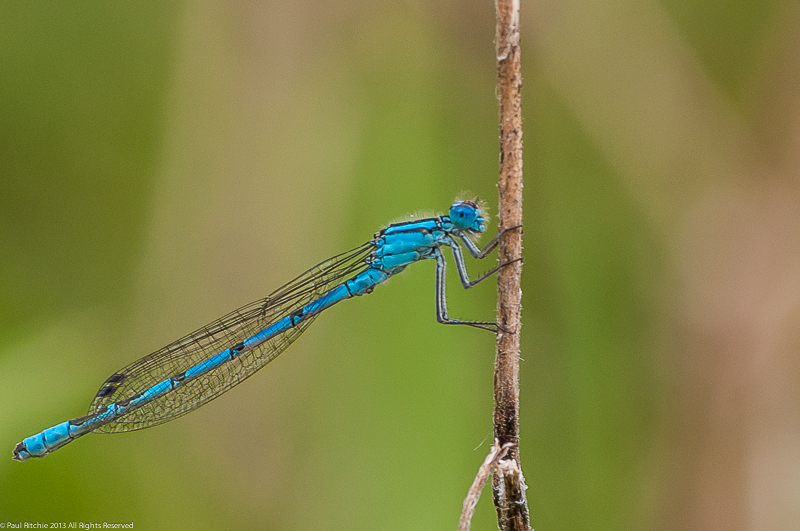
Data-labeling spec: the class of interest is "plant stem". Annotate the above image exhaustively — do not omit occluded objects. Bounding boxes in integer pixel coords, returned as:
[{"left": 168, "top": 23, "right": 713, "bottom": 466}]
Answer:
[{"left": 493, "top": 0, "right": 528, "bottom": 528}]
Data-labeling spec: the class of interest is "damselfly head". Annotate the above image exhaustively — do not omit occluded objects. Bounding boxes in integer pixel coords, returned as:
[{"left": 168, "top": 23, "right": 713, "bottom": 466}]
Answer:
[{"left": 449, "top": 200, "right": 486, "bottom": 234}]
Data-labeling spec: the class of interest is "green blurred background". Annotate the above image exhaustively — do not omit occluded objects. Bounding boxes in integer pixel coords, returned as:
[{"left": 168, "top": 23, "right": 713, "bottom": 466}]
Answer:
[{"left": 3, "top": 1, "right": 800, "bottom": 530}]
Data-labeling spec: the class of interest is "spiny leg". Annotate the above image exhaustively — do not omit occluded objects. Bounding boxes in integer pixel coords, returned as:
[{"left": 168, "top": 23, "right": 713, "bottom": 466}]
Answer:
[
  {"left": 434, "top": 248, "right": 500, "bottom": 332},
  {"left": 448, "top": 238, "right": 523, "bottom": 290},
  {"left": 458, "top": 224, "right": 522, "bottom": 259}
]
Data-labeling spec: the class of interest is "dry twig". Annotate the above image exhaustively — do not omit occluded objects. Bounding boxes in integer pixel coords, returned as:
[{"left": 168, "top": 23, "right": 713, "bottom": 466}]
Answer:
[
  {"left": 493, "top": 0, "right": 529, "bottom": 528},
  {"left": 458, "top": 442, "right": 512, "bottom": 531}
]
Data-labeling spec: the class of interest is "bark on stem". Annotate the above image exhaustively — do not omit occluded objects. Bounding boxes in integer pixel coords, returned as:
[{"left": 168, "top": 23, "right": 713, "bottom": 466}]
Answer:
[{"left": 493, "top": 0, "right": 528, "bottom": 529}]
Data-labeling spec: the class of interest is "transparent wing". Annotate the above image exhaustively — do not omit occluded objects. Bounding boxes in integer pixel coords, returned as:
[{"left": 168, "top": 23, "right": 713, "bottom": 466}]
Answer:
[{"left": 88, "top": 242, "right": 374, "bottom": 433}]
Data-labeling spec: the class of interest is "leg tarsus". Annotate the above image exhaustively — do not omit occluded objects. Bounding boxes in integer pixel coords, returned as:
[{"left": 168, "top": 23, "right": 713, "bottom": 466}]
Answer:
[{"left": 467, "top": 257, "right": 522, "bottom": 288}]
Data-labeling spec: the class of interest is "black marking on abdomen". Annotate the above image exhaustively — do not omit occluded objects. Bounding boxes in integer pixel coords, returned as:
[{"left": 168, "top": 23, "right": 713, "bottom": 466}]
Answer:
[
  {"left": 290, "top": 309, "right": 304, "bottom": 326},
  {"left": 73, "top": 410, "right": 101, "bottom": 426},
  {"left": 117, "top": 396, "right": 134, "bottom": 408}
]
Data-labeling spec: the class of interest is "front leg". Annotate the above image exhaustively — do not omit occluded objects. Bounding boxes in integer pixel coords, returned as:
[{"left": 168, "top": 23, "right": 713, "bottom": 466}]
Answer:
[
  {"left": 459, "top": 224, "right": 522, "bottom": 259},
  {"left": 448, "top": 238, "right": 522, "bottom": 290}
]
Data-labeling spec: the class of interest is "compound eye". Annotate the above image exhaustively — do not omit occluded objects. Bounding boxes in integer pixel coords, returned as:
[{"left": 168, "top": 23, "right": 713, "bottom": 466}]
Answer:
[{"left": 449, "top": 202, "right": 478, "bottom": 229}]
